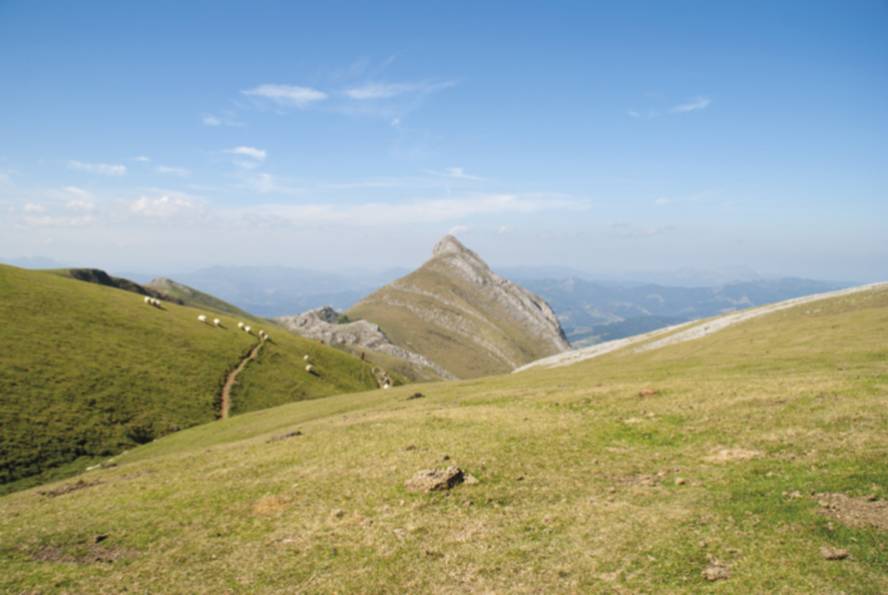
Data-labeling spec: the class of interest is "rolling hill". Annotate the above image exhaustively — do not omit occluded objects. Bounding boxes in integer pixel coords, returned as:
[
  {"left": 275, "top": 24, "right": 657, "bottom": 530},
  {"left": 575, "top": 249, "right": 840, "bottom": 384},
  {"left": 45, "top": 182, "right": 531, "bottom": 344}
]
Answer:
[
  {"left": 0, "top": 281, "right": 884, "bottom": 591},
  {"left": 144, "top": 277, "right": 249, "bottom": 317},
  {"left": 346, "top": 235, "right": 570, "bottom": 378},
  {"left": 0, "top": 264, "right": 379, "bottom": 493}
]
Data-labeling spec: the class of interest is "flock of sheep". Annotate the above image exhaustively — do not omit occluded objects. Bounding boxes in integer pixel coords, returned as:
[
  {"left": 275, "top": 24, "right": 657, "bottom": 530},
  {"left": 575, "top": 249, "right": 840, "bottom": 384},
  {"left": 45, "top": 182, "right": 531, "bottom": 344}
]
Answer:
[{"left": 143, "top": 295, "right": 320, "bottom": 376}]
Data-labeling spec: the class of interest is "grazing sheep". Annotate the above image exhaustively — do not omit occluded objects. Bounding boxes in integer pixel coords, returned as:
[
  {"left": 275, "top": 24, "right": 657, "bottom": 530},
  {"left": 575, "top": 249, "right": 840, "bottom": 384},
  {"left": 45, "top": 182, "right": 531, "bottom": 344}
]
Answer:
[
  {"left": 144, "top": 296, "right": 151, "bottom": 304},
  {"left": 237, "top": 322, "right": 244, "bottom": 329},
  {"left": 153, "top": 298, "right": 161, "bottom": 306},
  {"left": 383, "top": 383, "right": 391, "bottom": 390},
  {"left": 213, "top": 318, "right": 221, "bottom": 327},
  {"left": 303, "top": 354, "right": 310, "bottom": 361},
  {"left": 197, "top": 314, "right": 208, "bottom": 323},
  {"left": 305, "top": 364, "right": 315, "bottom": 374},
  {"left": 244, "top": 325, "right": 252, "bottom": 334}
]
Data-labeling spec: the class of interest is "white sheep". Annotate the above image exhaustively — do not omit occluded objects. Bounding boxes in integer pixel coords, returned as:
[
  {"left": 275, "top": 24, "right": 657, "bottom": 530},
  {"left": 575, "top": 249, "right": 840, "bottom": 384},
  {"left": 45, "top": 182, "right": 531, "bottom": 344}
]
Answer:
[
  {"left": 237, "top": 321, "right": 244, "bottom": 329},
  {"left": 144, "top": 296, "right": 151, "bottom": 304},
  {"left": 244, "top": 325, "right": 252, "bottom": 334},
  {"left": 213, "top": 318, "right": 221, "bottom": 327},
  {"left": 305, "top": 364, "right": 315, "bottom": 374},
  {"left": 303, "top": 354, "right": 310, "bottom": 361},
  {"left": 383, "top": 383, "right": 391, "bottom": 390},
  {"left": 197, "top": 314, "right": 208, "bottom": 323},
  {"left": 152, "top": 298, "right": 161, "bottom": 306}
]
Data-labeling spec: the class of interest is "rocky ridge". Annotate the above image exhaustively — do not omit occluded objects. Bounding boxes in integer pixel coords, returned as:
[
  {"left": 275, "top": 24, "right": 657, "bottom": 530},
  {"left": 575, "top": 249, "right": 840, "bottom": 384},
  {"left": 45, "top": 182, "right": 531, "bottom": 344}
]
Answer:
[{"left": 275, "top": 306, "right": 455, "bottom": 380}]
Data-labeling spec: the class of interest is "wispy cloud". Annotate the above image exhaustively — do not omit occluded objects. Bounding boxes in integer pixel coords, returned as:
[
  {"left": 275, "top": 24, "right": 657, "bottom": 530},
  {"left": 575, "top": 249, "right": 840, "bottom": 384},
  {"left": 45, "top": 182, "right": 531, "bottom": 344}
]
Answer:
[
  {"left": 23, "top": 214, "right": 95, "bottom": 227},
  {"left": 23, "top": 202, "right": 46, "bottom": 213},
  {"left": 129, "top": 193, "right": 200, "bottom": 218},
  {"left": 225, "top": 146, "right": 266, "bottom": 161},
  {"left": 609, "top": 222, "right": 675, "bottom": 238},
  {"left": 427, "top": 166, "right": 483, "bottom": 181},
  {"left": 344, "top": 80, "right": 455, "bottom": 100},
  {"left": 202, "top": 112, "right": 244, "bottom": 127},
  {"left": 238, "top": 194, "right": 588, "bottom": 227},
  {"left": 133, "top": 155, "right": 151, "bottom": 163},
  {"left": 242, "top": 84, "right": 327, "bottom": 108},
  {"left": 627, "top": 109, "right": 660, "bottom": 120},
  {"left": 63, "top": 186, "right": 95, "bottom": 210},
  {"left": 68, "top": 160, "right": 127, "bottom": 176},
  {"left": 627, "top": 95, "right": 711, "bottom": 119},
  {"left": 155, "top": 165, "right": 191, "bottom": 177},
  {"left": 671, "top": 96, "right": 711, "bottom": 113}
]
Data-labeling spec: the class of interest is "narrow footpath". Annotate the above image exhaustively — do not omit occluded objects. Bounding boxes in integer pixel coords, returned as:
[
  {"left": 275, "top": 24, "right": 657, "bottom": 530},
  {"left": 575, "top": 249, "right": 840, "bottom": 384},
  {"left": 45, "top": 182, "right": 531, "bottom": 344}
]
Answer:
[{"left": 219, "top": 338, "right": 265, "bottom": 419}]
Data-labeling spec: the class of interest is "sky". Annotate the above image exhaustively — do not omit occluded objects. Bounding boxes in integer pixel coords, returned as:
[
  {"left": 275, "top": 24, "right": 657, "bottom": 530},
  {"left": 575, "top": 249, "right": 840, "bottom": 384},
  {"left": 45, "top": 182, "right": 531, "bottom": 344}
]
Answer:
[{"left": 1, "top": 0, "right": 886, "bottom": 281}]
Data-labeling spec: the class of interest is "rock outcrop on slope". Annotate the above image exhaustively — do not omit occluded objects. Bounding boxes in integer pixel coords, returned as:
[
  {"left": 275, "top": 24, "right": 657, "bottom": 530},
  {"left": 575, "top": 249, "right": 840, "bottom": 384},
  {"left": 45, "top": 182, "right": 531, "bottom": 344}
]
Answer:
[
  {"left": 275, "top": 306, "right": 455, "bottom": 380},
  {"left": 345, "top": 235, "right": 570, "bottom": 379}
]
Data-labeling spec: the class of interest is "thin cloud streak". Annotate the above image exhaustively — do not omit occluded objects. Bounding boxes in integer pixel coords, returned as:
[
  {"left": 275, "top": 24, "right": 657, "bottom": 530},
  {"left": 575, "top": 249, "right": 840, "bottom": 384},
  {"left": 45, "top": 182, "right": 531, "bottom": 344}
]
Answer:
[
  {"left": 344, "top": 80, "right": 456, "bottom": 100},
  {"left": 242, "top": 84, "right": 328, "bottom": 108},
  {"left": 235, "top": 194, "right": 589, "bottom": 228},
  {"left": 671, "top": 96, "right": 711, "bottom": 113},
  {"left": 67, "top": 160, "right": 127, "bottom": 176}
]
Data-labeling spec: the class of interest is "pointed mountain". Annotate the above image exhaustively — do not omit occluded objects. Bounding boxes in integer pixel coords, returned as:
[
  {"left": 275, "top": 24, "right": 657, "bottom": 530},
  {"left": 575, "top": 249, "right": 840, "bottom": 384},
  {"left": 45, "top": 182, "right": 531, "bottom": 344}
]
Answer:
[{"left": 346, "top": 235, "right": 569, "bottom": 378}]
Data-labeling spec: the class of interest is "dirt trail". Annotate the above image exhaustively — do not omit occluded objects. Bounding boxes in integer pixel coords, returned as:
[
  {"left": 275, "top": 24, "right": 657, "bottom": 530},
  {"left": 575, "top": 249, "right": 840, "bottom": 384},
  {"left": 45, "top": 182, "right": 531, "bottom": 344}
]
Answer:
[
  {"left": 219, "top": 338, "right": 265, "bottom": 419},
  {"left": 516, "top": 282, "right": 887, "bottom": 373}
]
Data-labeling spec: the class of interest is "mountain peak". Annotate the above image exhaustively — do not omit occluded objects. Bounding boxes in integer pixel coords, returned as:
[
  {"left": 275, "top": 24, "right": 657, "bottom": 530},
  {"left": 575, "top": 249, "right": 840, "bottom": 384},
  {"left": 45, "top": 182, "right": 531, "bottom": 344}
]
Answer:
[
  {"left": 348, "top": 234, "right": 570, "bottom": 379},
  {"left": 432, "top": 234, "right": 468, "bottom": 257}
]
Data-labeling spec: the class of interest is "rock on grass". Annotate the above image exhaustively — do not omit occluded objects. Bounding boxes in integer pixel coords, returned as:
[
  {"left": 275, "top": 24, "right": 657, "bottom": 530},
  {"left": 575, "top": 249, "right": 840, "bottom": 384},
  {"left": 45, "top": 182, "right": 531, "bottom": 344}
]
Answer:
[
  {"left": 702, "top": 561, "right": 730, "bottom": 581},
  {"left": 820, "top": 546, "right": 849, "bottom": 560},
  {"left": 405, "top": 466, "right": 465, "bottom": 493}
]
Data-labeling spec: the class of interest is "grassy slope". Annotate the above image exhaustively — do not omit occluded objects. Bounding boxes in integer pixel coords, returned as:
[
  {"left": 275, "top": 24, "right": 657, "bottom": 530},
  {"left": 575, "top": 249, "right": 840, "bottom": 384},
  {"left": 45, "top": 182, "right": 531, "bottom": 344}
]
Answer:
[
  {"left": 348, "top": 260, "right": 559, "bottom": 379},
  {"left": 0, "top": 265, "right": 377, "bottom": 492},
  {"left": 0, "top": 286, "right": 886, "bottom": 592},
  {"left": 144, "top": 277, "right": 249, "bottom": 317}
]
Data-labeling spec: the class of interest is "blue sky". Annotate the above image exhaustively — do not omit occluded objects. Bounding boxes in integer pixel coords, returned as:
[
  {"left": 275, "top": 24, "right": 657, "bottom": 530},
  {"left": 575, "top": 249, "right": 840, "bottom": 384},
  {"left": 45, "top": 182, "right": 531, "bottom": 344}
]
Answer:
[{"left": 1, "top": 1, "right": 886, "bottom": 281}]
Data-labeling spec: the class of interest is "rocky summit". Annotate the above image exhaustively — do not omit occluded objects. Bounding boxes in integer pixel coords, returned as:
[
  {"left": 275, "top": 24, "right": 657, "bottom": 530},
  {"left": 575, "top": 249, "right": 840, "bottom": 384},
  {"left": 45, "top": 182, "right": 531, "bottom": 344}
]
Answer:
[{"left": 346, "top": 235, "right": 569, "bottom": 378}]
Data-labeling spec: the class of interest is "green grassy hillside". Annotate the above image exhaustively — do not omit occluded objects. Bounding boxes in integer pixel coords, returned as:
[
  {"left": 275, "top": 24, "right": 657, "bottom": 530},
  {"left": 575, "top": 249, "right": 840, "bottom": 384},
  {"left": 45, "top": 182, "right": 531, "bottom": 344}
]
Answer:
[
  {"left": 0, "top": 284, "right": 885, "bottom": 592},
  {"left": 145, "top": 277, "right": 249, "bottom": 317},
  {"left": 0, "top": 265, "right": 378, "bottom": 493}
]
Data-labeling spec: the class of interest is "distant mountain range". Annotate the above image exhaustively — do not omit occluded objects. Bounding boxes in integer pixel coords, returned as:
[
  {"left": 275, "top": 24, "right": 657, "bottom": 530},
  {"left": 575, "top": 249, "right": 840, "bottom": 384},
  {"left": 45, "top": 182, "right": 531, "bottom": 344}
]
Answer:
[
  {"left": 519, "top": 277, "right": 851, "bottom": 347},
  {"left": 1, "top": 256, "right": 855, "bottom": 349}
]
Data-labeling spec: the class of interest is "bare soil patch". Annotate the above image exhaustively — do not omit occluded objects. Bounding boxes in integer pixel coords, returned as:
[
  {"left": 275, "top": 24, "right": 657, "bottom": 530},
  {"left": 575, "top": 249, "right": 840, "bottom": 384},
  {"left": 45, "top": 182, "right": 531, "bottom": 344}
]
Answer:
[
  {"left": 816, "top": 492, "right": 888, "bottom": 531},
  {"left": 704, "top": 448, "right": 763, "bottom": 464},
  {"left": 253, "top": 495, "right": 290, "bottom": 515}
]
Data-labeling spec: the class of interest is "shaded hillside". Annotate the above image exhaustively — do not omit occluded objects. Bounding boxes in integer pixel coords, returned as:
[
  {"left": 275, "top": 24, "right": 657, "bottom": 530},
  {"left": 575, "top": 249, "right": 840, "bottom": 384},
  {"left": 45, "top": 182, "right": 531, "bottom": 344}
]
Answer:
[
  {"left": 0, "top": 265, "right": 378, "bottom": 492},
  {"left": 52, "top": 268, "right": 182, "bottom": 303},
  {"left": 145, "top": 277, "right": 248, "bottom": 317},
  {"left": 1, "top": 284, "right": 885, "bottom": 592},
  {"left": 347, "top": 235, "right": 569, "bottom": 378}
]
